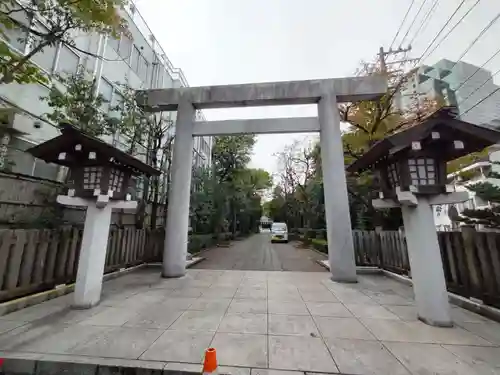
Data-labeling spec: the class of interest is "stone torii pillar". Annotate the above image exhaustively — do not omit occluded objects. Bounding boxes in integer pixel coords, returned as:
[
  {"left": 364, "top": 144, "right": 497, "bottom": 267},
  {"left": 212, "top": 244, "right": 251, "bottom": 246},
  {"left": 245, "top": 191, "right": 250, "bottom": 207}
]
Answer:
[{"left": 136, "top": 76, "right": 387, "bottom": 281}]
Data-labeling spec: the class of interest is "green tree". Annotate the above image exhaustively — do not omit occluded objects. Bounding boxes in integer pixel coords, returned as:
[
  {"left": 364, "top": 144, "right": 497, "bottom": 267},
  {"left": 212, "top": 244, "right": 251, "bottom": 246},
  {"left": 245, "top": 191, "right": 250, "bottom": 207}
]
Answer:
[
  {"left": 0, "top": 0, "right": 127, "bottom": 84},
  {"left": 189, "top": 135, "right": 270, "bottom": 236},
  {"left": 41, "top": 68, "right": 112, "bottom": 136},
  {"left": 211, "top": 134, "right": 256, "bottom": 234},
  {"left": 460, "top": 162, "right": 500, "bottom": 228}
]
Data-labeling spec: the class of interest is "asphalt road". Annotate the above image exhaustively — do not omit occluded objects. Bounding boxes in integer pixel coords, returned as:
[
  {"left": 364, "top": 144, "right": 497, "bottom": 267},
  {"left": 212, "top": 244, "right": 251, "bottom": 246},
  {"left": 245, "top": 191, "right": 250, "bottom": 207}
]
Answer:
[{"left": 192, "top": 233, "right": 327, "bottom": 272}]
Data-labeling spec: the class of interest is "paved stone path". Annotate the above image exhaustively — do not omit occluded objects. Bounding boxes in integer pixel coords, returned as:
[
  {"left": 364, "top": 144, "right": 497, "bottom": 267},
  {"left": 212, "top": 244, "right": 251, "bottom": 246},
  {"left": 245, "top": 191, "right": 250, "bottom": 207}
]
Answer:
[
  {"left": 0, "top": 268, "right": 499, "bottom": 375},
  {"left": 192, "top": 233, "right": 327, "bottom": 272}
]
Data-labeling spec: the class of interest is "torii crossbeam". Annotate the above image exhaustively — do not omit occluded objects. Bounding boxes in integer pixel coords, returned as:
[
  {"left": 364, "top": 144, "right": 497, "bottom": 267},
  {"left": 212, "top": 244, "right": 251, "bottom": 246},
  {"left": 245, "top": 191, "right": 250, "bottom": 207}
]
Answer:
[{"left": 136, "top": 75, "right": 387, "bottom": 282}]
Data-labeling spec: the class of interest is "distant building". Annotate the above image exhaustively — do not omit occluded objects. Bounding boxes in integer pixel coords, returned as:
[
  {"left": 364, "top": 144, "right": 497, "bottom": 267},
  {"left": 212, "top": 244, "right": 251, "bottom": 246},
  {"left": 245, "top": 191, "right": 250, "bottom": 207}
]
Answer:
[
  {"left": 398, "top": 59, "right": 500, "bottom": 128},
  {"left": 432, "top": 148, "right": 500, "bottom": 231}
]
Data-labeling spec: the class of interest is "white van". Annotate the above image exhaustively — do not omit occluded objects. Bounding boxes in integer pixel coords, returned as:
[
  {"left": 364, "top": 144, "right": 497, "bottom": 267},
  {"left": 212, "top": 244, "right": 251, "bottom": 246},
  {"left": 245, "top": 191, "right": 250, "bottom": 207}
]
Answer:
[{"left": 271, "top": 222, "right": 288, "bottom": 243}]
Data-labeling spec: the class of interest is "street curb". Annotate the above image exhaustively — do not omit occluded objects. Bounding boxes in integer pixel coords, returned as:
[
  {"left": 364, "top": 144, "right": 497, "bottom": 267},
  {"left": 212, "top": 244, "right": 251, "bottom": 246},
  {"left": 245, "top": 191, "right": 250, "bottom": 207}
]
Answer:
[
  {"left": 0, "top": 255, "right": 209, "bottom": 317},
  {"left": 0, "top": 264, "right": 146, "bottom": 316},
  {"left": 145, "top": 257, "right": 206, "bottom": 269},
  {"left": 319, "top": 262, "right": 500, "bottom": 322},
  {"left": 304, "top": 245, "right": 328, "bottom": 258},
  {"left": 316, "top": 259, "right": 384, "bottom": 274},
  {"left": 382, "top": 269, "right": 500, "bottom": 324}
]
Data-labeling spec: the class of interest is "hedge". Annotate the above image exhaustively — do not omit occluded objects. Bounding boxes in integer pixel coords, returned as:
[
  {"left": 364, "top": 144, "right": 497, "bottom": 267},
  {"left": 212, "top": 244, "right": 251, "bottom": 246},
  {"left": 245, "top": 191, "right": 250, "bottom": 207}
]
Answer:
[
  {"left": 310, "top": 238, "right": 328, "bottom": 254},
  {"left": 188, "top": 232, "right": 234, "bottom": 254}
]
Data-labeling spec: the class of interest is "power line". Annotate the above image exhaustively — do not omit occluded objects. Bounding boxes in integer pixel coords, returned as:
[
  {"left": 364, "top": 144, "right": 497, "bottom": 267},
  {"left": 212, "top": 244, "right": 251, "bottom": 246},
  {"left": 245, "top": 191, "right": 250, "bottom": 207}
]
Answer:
[
  {"left": 461, "top": 85, "right": 500, "bottom": 117},
  {"left": 457, "top": 66, "right": 500, "bottom": 109},
  {"left": 453, "top": 47, "right": 500, "bottom": 94},
  {"left": 408, "top": 0, "right": 439, "bottom": 47},
  {"left": 390, "top": 0, "right": 417, "bottom": 50},
  {"left": 400, "top": 0, "right": 429, "bottom": 47},
  {"left": 451, "top": 12, "right": 500, "bottom": 70},
  {"left": 419, "top": 8, "right": 499, "bottom": 98},
  {"left": 419, "top": 0, "right": 482, "bottom": 63}
]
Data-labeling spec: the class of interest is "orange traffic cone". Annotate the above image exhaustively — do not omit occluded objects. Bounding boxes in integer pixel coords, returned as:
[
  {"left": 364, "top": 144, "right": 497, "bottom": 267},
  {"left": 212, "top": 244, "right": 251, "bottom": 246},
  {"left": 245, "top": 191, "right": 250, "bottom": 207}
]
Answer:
[{"left": 203, "top": 348, "right": 218, "bottom": 375}]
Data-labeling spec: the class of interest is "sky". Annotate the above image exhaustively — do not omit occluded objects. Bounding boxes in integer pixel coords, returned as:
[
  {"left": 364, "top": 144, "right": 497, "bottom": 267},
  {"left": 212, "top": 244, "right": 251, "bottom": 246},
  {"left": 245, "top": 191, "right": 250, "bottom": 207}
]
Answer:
[{"left": 135, "top": 0, "right": 500, "bottom": 176}]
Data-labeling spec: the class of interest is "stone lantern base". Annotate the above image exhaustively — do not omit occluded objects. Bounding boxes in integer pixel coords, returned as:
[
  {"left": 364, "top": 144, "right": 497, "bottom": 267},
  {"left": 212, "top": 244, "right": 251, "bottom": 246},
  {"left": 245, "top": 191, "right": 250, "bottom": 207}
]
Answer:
[{"left": 373, "top": 190, "right": 469, "bottom": 327}]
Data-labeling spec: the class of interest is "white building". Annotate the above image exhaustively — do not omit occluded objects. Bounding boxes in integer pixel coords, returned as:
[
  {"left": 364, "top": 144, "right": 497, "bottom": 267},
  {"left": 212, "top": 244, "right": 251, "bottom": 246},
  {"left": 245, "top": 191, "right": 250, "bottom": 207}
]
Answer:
[
  {"left": 0, "top": 2, "right": 212, "bottom": 182},
  {"left": 432, "top": 149, "right": 500, "bottom": 231},
  {"left": 398, "top": 59, "right": 500, "bottom": 128}
]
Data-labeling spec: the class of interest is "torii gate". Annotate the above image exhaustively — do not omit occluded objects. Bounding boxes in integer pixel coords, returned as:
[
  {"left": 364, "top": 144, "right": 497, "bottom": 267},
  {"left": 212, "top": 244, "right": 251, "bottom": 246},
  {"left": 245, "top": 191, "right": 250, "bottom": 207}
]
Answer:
[{"left": 136, "top": 76, "right": 387, "bottom": 282}]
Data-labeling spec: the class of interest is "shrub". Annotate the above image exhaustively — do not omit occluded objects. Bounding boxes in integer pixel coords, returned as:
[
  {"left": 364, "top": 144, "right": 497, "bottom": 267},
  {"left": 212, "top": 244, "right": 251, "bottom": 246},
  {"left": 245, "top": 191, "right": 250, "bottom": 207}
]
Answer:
[
  {"left": 188, "top": 234, "right": 216, "bottom": 254},
  {"left": 311, "top": 238, "right": 328, "bottom": 254},
  {"left": 316, "top": 229, "right": 327, "bottom": 240},
  {"left": 305, "top": 229, "right": 316, "bottom": 240}
]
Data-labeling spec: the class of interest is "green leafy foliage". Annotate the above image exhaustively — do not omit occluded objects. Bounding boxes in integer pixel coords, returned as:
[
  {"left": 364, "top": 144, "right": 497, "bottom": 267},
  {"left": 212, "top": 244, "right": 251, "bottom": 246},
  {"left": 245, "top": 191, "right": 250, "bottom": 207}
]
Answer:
[
  {"left": 0, "top": 0, "right": 127, "bottom": 84},
  {"left": 41, "top": 68, "right": 112, "bottom": 136},
  {"left": 461, "top": 163, "right": 500, "bottom": 228},
  {"left": 189, "top": 135, "right": 271, "bottom": 236}
]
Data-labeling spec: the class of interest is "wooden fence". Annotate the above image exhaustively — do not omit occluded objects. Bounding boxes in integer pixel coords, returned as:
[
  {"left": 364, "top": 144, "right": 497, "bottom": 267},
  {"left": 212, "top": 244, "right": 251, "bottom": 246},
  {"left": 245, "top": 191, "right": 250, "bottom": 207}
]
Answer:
[
  {"left": 0, "top": 227, "right": 152, "bottom": 302},
  {"left": 352, "top": 228, "right": 500, "bottom": 309}
]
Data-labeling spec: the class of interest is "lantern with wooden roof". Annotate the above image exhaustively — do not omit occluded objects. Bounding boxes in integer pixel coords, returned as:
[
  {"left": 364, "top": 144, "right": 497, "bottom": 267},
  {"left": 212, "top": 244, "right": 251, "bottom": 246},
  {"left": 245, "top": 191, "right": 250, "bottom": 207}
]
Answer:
[
  {"left": 27, "top": 123, "right": 160, "bottom": 202},
  {"left": 347, "top": 107, "right": 500, "bottom": 200}
]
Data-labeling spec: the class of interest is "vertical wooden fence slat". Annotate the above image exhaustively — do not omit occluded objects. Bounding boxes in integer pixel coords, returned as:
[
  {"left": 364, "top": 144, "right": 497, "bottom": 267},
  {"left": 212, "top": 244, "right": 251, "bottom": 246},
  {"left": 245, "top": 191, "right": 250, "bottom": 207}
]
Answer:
[
  {"left": 73, "top": 229, "right": 83, "bottom": 279},
  {"left": 353, "top": 231, "right": 360, "bottom": 265},
  {"left": 55, "top": 228, "right": 71, "bottom": 282},
  {"left": 452, "top": 232, "right": 469, "bottom": 296},
  {"left": 475, "top": 232, "right": 497, "bottom": 302},
  {"left": 443, "top": 232, "right": 458, "bottom": 288},
  {"left": 19, "top": 230, "right": 38, "bottom": 287},
  {"left": 379, "top": 232, "right": 386, "bottom": 268},
  {"left": 33, "top": 229, "right": 50, "bottom": 285},
  {"left": 461, "top": 227, "right": 482, "bottom": 299},
  {"left": 116, "top": 229, "right": 124, "bottom": 266},
  {"left": 363, "top": 231, "right": 370, "bottom": 265},
  {"left": 129, "top": 228, "right": 135, "bottom": 265},
  {"left": 438, "top": 232, "right": 452, "bottom": 285},
  {"left": 486, "top": 234, "right": 500, "bottom": 293},
  {"left": 139, "top": 230, "right": 146, "bottom": 261},
  {"left": 65, "top": 228, "right": 80, "bottom": 281},
  {"left": 106, "top": 229, "right": 116, "bottom": 269},
  {"left": 44, "top": 230, "right": 60, "bottom": 283},
  {"left": 132, "top": 229, "right": 140, "bottom": 264},
  {"left": 6, "top": 230, "right": 27, "bottom": 289},
  {"left": 372, "top": 231, "right": 379, "bottom": 265},
  {"left": 0, "top": 230, "right": 14, "bottom": 290},
  {"left": 124, "top": 228, "right": 131, "bottom": 266}
]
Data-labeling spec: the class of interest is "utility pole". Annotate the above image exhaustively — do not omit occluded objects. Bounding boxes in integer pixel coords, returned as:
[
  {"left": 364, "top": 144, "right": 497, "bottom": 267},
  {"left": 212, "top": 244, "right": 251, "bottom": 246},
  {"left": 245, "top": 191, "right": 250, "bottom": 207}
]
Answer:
[{"left": 378, "top": 46, "right": 418, "bottom": 74}]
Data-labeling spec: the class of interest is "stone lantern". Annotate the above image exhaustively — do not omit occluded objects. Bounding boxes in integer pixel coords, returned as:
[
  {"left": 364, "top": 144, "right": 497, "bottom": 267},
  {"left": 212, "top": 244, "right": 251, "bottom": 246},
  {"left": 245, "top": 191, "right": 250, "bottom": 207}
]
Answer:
[
  {"left": 28, "top": 123, "right": 160, "bottom": 308},
  {"left": 347, "top": 107, "right": 500, "bottom": 327}
]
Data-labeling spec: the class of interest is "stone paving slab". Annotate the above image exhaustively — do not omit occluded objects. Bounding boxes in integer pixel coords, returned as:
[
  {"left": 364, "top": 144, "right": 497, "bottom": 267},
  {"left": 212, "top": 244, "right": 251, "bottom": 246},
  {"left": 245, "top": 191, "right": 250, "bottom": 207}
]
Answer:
[{"left": 0, "top": 268, "right": 500, "bottom": 374}]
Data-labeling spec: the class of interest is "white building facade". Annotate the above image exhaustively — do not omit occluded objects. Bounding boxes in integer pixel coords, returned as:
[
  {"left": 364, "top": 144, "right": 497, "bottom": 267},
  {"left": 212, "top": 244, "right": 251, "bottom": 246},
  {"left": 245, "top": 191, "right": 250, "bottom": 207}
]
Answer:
[
  {"left": 0, "top": 2, "right": 212, "bottom": 181},
  {"left": 398, "top": 59, "right": 500, "bottom": 128}
]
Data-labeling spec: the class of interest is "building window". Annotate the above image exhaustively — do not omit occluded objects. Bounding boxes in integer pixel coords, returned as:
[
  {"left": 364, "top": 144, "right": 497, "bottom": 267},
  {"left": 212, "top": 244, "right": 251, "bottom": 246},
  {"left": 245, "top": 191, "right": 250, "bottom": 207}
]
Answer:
[
  {"left": 108, "top": 35, "right": 120, "bottom": 52},
  {"left": 408, "top": 158, "right": 436, "bottom": 186},
  {"left": 56, "top": 45, "right": 80, "bottom": 74},
  {"left": 30, "top": 26, "right": 58, "bottom": 73},
  {"left": 130, "top": 44, "right": 149, "bottom": 83},
  {"left": 110, "top": 91, "right": 124, "bottom": 118},
  {"left": 140, "top": 58, "right": 149, "bottom": 82},
  {"left": 0, "top": 10, "right": 29, "bottom": 52},
  {"left": 118, "top": 34, "right": 132, "bottom": 61},
  {"left": 31, "top": 43, "right": 57, "bottom": 72},
  {"left": 99, "top": 78, "right": 113, "bottom": 112},
  {"left": 131, "top": 45, "right": 140, "bottom": 73}
]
